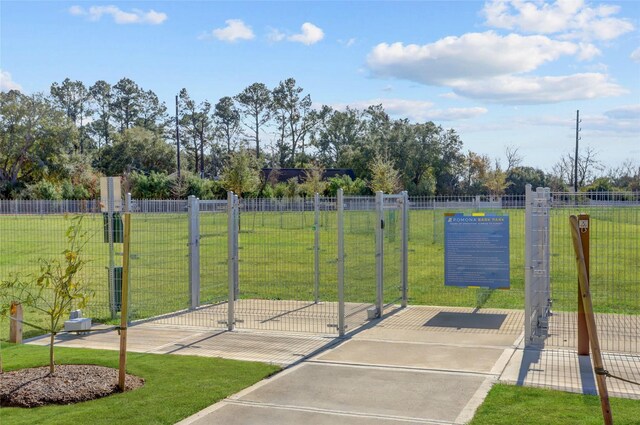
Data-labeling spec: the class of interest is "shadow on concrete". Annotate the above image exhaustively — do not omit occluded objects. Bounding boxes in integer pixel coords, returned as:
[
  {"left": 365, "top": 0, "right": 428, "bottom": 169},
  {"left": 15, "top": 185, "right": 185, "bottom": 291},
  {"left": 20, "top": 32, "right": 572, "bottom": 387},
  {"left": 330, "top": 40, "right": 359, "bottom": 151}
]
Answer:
[
  {"left": 578, "top": 354, "right": 597, "bottom": 395},
  {"left": 424, "top": 311, "right": 507, "bottom": 330}
]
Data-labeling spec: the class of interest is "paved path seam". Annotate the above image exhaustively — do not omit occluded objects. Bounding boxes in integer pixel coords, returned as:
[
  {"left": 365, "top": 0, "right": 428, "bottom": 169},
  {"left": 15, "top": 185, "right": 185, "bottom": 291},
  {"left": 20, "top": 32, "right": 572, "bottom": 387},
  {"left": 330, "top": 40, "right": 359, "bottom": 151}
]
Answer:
[
  {"left": 307, "top": 359, "right": 500, "bottom": 378},
  {"left": 225, "top": 399, "right": 457, "bottom": 424}
]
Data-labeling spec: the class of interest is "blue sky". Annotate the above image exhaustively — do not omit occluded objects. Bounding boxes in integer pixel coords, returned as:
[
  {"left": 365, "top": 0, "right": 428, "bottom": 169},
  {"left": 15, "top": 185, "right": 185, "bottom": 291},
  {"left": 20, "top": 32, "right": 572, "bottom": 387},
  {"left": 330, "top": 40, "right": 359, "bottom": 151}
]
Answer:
[{"left": 1, "top": 1, "right": 639, "bottom": 171}]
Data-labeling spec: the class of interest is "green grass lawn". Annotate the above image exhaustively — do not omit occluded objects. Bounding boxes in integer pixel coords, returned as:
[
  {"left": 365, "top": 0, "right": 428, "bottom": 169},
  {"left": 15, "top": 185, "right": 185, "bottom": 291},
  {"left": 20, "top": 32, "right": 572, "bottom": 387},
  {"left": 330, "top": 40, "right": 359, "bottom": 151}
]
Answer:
[
  {"left": 0, "top": 343, "right": 280, "bottom": 425},
  {"left": 470, "top": 384, "right": 640, "bottom": 425},
  {"left": 1, "top": 204, "right": 638, "bottom": 336}
]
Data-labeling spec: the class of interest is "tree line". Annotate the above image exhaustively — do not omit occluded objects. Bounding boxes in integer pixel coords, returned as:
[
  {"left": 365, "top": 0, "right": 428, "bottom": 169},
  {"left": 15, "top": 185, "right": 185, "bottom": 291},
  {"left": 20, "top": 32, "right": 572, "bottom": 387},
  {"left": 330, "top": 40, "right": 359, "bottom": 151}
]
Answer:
[{"left": 1, "top": 77, "right": 638, "bottom": 200}]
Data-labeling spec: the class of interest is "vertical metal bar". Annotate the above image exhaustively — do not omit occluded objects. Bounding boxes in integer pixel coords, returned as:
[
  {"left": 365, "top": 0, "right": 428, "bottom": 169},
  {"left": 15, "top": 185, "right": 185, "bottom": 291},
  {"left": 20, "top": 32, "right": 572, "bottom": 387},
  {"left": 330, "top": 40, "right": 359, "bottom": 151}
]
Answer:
[
  {"left": 227, "top": 191, "right": 235, "bottom": 331},
  {"left": 234, "top": 194, "right": 240, "bottom": 301},
  {"left": 337, "top": 189, "right": 345, "bottom": 337},
  {"left": 314, "top": 193, "right": 320, "bottom": 304},
  {"left": 187, "top": 195, "right": 200, "bottom": 309},
  {"left": 524, "top": 184, "right": 533, "bottom": 345},
  {"left": 125, "top": 192, "right": 132, "bottom": 213},
  {"left": 375, "top": 191, "right": 384, "bottom": 317},
  {"left": 401, "top": 191, "right": 409, "bottom": 308},
  {"left": 107, "top": 177, "right": 116, "bottom": 319}
]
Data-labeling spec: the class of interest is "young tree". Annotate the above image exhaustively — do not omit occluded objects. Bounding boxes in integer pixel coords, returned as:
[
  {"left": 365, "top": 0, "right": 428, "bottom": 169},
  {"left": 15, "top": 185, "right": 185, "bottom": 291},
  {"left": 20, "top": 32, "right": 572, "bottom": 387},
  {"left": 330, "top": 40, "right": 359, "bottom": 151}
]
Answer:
[
  {"left": 235, "top": 83, "right": 272, "bottom": 158},
  {"left": 219, "top": 149, "right": 260, "bottom": 197},
  {"left": 369, "top": 153, "right": 402, "bottom": 194},
  {"left": 0, "top": 216, "right": 92, "bottom": 374},
  {"left": 301, "top": 164, "right": 327, "bottom": 196}
]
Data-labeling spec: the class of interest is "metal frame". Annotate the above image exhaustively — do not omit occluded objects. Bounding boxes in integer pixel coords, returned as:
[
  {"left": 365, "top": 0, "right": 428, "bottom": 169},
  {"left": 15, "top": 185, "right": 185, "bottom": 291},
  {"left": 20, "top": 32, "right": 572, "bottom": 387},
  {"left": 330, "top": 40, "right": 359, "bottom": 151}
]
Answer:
[
  {"left": 524, "top": 184, "right": 551, "bottom": 346},
  {"left": 187, "top": 195, "right": 200, "bottom": 309},
  {"left": 337, "top": 189, "right": 345, "bottom": 336}
]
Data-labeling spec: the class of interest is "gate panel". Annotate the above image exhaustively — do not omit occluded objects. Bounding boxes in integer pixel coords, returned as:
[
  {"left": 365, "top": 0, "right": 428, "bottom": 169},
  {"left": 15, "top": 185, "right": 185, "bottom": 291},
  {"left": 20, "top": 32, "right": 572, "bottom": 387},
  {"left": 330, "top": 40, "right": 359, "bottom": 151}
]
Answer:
[
  {"left": 233, "top": 197, "right": 338, "bottom": 334},
  {"left": 546, "top": 192, "right": 640, "bottom": 353}
]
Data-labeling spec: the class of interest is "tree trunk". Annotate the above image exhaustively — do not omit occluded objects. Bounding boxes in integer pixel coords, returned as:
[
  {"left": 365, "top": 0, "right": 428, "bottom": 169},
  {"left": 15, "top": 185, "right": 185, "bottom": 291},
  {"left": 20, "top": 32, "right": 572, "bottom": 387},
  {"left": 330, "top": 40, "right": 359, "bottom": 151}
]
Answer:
[{"left": 49, "top": 330, "right": 55, "bottom": 375}]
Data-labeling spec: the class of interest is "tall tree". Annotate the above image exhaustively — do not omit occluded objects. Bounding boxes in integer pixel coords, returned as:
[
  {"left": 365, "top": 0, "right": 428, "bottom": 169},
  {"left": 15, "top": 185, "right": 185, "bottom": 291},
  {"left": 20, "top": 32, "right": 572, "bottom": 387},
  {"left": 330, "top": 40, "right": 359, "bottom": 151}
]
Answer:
[
  {"left": 235, "top": 83, "right": 271, "bottom": 159},
  {"left": 50, "top": 78, "right": 91, "bottom": 154},
  {"left": 136, "top": 89, "right": 169, "bottom": 136},
  {"left": 94, "top": 126, "right": 175, "bottom": 176},
  {"left": 311, "top": 106, "right": 365, "bottom": 168},
  {"left": 213, "top": 96, "right": 241, "bottom": 154},
  {"left": 111, "top": 78, "right": 142, "bottom": 132},
  {"left": 179, "top": 88, "right": 212, "bottom": 177},
  {"left": 0, "top": 91, "right": 76, "bottom": 193},
  {"left": 88, "top": 80, "right": 113, "bottom": 149},
  {"left": 271, "top": 78, "right": 318, "bottom": 166}
]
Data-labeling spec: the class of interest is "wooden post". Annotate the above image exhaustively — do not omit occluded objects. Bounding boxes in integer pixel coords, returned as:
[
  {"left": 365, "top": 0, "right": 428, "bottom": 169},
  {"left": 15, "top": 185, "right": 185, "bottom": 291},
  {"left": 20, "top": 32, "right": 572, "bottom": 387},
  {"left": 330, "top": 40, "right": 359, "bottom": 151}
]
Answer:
[
  {"left": 577, "top": 213, "right": 590, "bottom": 355},
  {"left": 570, "top": 215, "right": 613, "bottom": 425},
  {"left": 9, "top": 302, "right": 23, "bottom": 344},
  {"left": 118, "top": 213, "right": 131, "bottom": 392}
]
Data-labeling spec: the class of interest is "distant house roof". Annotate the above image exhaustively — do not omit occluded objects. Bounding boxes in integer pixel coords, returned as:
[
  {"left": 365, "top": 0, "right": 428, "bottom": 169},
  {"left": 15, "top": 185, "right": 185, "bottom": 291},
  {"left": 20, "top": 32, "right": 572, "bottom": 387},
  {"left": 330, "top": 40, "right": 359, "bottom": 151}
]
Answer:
[{"left": 262, "top": 168, "right": 356, "bottom": 184}]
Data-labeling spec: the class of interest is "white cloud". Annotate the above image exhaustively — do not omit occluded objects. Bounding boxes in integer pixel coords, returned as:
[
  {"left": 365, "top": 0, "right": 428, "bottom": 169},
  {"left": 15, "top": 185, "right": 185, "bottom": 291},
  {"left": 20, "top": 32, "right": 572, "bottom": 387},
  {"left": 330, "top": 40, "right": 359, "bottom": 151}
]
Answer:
[
  {"left": 267, "top": 27, "right": 286, "bottom": 42},
  {"left": 452, "top": 73, "right": 627, "bottom": 104},
  {"left": 69, "top": 5, "right": 167, "bottom": 24},
  {"left": 604, "top": 104, "right": 640, "bottom": 120},
  {"left": 631, "top": 47, "right": 640, "bottom": 63},
  {"left": 210, "top": 19, "right": 254, "bottom": 42},
  {"left": 367, "top": 32, "right": 580, "bottom": 85},
  {"left": 330, "top": 98, "right": 487, "bottom": 122},
  {"left": 288, "top": 22, "right": 324, "bottom": 45},
  {"left": 0, "top": 70, "right": 22, "bottom": 92},
  {"left": 338, "top": 38, "right": 356, "bottom": 47},
  {"left": 482, "top": 0, "right": 634, "bottom": 41}
]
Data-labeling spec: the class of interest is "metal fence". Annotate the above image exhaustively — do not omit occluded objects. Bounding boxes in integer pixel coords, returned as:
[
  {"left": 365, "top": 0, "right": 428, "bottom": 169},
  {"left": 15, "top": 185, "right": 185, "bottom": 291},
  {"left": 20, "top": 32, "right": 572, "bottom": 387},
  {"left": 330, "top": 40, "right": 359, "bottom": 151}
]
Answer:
[{"left": 1, "top": 190, "right": 638, "bottom": 349}]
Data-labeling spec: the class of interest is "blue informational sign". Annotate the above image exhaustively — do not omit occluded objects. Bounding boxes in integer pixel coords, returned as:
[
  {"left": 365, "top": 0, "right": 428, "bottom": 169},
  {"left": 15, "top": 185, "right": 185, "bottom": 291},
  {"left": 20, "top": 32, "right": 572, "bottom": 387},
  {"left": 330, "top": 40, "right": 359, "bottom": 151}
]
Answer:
[{"left": 444, "top": 214, "right": 510, "bottom": 289}]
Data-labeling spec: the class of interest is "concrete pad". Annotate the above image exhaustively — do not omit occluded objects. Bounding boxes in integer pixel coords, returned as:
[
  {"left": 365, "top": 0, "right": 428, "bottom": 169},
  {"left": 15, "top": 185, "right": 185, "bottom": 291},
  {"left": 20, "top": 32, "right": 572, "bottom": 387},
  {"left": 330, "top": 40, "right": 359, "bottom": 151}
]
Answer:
[
  {"left": 27, "top": 325, "right": 204, "bottom": 353},
  {"left": 150, "top": 331, "right": 336, "bottom": 366},
  {"left": 236, "top": 362, "right": 486, "bottom": 423},
  {"left": 500, "top": 348, "right": 640, "bottom": 400},
  {"left": 318, "top": 340, "right": 504, "bottom": 373},
  {"left": 27, "top": 325, "right": 338, "bottom": 366},
  {"left": 355, "top": 327, "right": 521, "bottom": 348},
  {"left": 188, "top": 403, "right": 428, "bottom": 425}
]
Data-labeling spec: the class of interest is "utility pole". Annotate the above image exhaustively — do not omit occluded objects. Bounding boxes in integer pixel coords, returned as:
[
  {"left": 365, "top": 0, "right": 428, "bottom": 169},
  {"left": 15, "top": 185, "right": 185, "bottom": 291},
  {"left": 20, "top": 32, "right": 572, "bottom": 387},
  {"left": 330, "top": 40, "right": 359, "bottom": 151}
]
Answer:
[
  {"left": 574, "top": 110, "right": 580, "bottom": 193},
  {"left": 176, "top": 95, "right": 181, "bottom": 179}
]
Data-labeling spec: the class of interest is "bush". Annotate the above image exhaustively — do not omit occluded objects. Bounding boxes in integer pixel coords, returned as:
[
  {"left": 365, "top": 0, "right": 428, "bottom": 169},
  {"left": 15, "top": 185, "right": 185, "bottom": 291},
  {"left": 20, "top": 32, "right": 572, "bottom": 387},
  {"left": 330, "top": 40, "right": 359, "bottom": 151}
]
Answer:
[
  {"left": 26, "top": 180, "right": 62, "bottom": 200},
  {"left": 129, "top": 171, "right": 172, "bottom": 199},
  {"left": 326, "top": 175, "right": 369, "bottom": 196}
]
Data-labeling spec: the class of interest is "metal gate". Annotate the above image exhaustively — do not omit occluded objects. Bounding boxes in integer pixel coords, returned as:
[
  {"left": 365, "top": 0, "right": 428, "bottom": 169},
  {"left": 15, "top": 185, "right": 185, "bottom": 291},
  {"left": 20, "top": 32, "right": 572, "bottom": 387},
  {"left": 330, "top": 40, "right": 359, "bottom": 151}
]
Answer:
[{"left": 525, "top": 188, "right": 640, "bottom": 354}]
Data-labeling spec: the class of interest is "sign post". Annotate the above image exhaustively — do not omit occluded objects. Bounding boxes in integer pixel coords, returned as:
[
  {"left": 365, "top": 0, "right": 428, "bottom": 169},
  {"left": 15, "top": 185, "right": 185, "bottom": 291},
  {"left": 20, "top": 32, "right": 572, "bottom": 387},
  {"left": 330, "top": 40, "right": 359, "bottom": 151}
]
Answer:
[{"left": 444, "top": 213, "right": 510, "bottom": 290}]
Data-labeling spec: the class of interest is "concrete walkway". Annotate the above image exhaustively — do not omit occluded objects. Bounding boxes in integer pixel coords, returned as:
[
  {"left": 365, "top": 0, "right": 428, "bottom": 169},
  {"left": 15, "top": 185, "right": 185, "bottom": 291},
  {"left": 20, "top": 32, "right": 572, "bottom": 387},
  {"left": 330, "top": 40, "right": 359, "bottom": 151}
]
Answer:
[{"left": 177, "top": 307, "right": 523, "bottom": 425}]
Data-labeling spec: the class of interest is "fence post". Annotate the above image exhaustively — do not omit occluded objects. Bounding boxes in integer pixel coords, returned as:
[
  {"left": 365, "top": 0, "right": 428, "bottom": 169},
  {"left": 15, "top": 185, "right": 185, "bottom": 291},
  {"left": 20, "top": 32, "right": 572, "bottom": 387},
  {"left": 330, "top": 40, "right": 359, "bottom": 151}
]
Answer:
[
  {"left": 375, "top": 191, "right": 384, "bottom": 317},
  {"left": 9, "top": 302, "right": 23, "bottom": 344},
  {"left": 400, "top": 191, "right": 409, "bottom": 308},
  {"left": 187, "top": 195, "right": 200, "bottom": 309},
  {"left": 233, "top": 194, "right": 240, "bottom": 301},
  {"left": 577, "top": 214, "right": 590, "bottom": 355},
  {"left": 314, "top": 193, "right": 320, "bottom": 304},
  {"left": 227, "top": 192, "right": 236, "bottom": 331},
  {"left": 107, "top": 177, "right": 116, "bottom": 319},
  {"left": 337, "top": 189, "right": 345, "bottom": 337},
  {"left": 125, "top": 192, "right": 132, "bottom": 213}
]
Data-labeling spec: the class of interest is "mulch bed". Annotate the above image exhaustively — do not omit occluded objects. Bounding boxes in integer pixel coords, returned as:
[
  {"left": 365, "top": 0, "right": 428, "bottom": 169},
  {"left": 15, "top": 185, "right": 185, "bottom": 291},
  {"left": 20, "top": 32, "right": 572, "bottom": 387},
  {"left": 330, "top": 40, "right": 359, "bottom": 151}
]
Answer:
[{"left": 0, "top": 364, "right": 145, "bottom": 408}]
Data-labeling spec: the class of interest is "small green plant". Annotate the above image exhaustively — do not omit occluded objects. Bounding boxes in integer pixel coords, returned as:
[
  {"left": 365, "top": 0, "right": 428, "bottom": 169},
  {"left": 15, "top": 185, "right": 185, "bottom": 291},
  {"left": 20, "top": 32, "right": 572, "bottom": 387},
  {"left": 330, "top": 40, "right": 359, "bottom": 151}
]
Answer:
[{"left": 0, "top": 216, "right": 92, "bottom": 374}]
